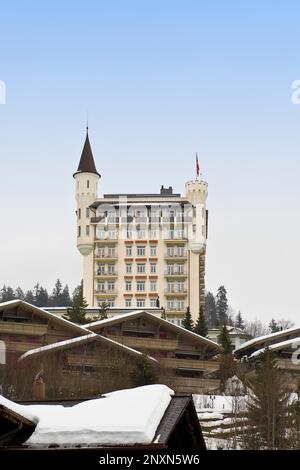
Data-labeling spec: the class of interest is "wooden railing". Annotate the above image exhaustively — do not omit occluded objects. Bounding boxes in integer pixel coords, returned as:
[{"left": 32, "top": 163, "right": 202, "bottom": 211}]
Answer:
[
  {"left": 160, "top": 358, "right": 219, "bottom": 372},
  {"left": 172, "top": 377, "right": 220, "bottom": 393},
  {"left": 107, "top": 334, "right": 178, "bottom": 350},
  {"left": 0, "top": 321, "right": 47, "bottom": 336},
  {"left": 277, "top": 359, "right": 300, "bottom": 371}
]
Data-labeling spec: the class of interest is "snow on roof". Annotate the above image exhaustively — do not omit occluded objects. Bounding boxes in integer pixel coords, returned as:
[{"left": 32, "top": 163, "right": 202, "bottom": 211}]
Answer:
[
  {"left": 250, "top": 336, "right": 300, "bottom": 359},
  {"left": 86, "top": 310, "right": 220, "bottom": 351},
  {"left": 235, "top": 325, "right": 300, "bottom": 354},
  {"left": 12, "top": 385, "right": 174, "bottom": 447},
  {"left": 19, "top": 332, "right": 157, "bottom": 363},
  {"left": 0, "top": 394, "right": 40, "bottom": 424},
  {"left": 19, "top": 333, "right": 98, "bottom": 360},
  {"left": 0, "top": 299, "right": 88, "bottom": 335}
]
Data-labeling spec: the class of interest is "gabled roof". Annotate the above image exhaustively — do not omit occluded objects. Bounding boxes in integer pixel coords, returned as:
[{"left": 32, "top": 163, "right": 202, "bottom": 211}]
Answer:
[
  {"left": 73, "top": 130, "right": 100, "bottom": 178},
  {"left": 250, "top": 336, "right": 300, "bottom": 359},
  {"left": 19, "top": 332, "right": 157, "bottom": 363},
  {"left": 235, "top": 324, "right": 300, "bottom": 357},
  {"left": 85, "top": 310, "right": 220, "bottom": 354},
  {"left": 0, "top": 299, "right": 88, "bottom": 337}
]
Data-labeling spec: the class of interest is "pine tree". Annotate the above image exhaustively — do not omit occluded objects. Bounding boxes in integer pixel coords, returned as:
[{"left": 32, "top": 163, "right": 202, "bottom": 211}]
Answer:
[
  {"left": 218, "top": 324, "right": 234, "bottom": 354},
  {"left": 243, "top": 349, "right": 290, "bottom": 449},
  {"left": 24, "top": 290, "right": 35, "bottom": 303},
  {"left": 235, "top": 311, "right": 245, "bottom": 330},
  {"left": 61, "top": 285, "right": 71, "bottom": 306},
  {"left": 131, "top": 354, "right": 157, "bottom": 387},
  {"left": 15, "top": 287, "right": 25, "bottom": 300},
  {"left": 205, "top": 292, "right": 218, "bottom": 328},
  {"left": 72, "top": 281, "right": 83, "bottom": 303},
  {"left": 218, "top": 324, "right": 235, "bottom": 391},
  {"left": 269, "top": 318, "right": 280, "bottom": 333},
  {"left": 194, "top": 305, "right": 208, "bottom": 337},
  {"left": 50, "top": 279, "right": 63, "bottom": 306},
  {"left": 63, "top": 293, "right": 89, "bottom": 324},
  {"left": 216, "top": 286, "right": 228, "bottom": 325},
  {"left": 182, "top": 307, "right": 194, "bottom": 331},
  {"left": 0, "top": 285, "right": 15, "bottom": 302},
  {"left": 98, "top": 301, "right": 109, "bottom": 320}
]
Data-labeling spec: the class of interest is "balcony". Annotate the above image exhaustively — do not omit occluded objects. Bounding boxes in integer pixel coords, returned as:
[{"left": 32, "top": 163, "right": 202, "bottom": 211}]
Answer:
[
  {"left": 6, "top": 340, "right": 43, "bottom": 353},
  {"left": 277, "top": 359, "right": 300, "bottom": 371},
  {"left": 107, "top": 334, "right": 179, "bottom": 351},
  {"left": 164, "top": 289, "right": 187, "bottom": 296},
  {"left": 160, "top": 358, "right": 219, "bottom": 373},
  {"left": 172, "top": 377, "right": 220, "bottom": 393},
  {"left": 165, "top": 253, "right": 187, "bottom": 260},
  {"left": 164, "top": 271, "right": 187, "bottom": 278},
  {"left": 96, "top": 290, "right": 118, "bottom": 297},
  {"left": 95, "top": 254, "right": 118, "bottom": 260},
  {"left": 95, "top": 271, "right": 118, "bottom": 278},
  {"left": 95, "top": 238, "right": 118, "bottom": 244},
  {"left": 0, "top": 321, "right": 48, "bottom": 336}
]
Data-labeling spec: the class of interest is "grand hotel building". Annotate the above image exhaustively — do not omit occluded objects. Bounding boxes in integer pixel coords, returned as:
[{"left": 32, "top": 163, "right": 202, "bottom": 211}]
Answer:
[{"left": 74, "top": 130, "right": 208, "bottom": 324}]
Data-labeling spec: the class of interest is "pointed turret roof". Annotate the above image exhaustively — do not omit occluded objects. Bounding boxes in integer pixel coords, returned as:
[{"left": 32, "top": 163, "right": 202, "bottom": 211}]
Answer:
[{"left": 73, "top": 128, "right": 100, "bottom": 178}]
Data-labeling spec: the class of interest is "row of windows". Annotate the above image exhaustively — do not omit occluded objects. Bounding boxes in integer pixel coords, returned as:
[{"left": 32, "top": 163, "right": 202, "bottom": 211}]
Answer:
[
  {"left": 96, "top": 229, "right": 189, "bottom": 240},
  {"left": 96, "top": 245, "right": 186, "bottom": 258},
  {"left": 125, "top": 263, "right": 157, "bottom": 274},
  {"left": 99, "top": 298, "right": 158, "bottom": 309},
  {"left": 78, "top": 225, "right": 90, "bottom": 237},
  {"left": 125, "top": 280, "right": 157, "bottom": 292}
]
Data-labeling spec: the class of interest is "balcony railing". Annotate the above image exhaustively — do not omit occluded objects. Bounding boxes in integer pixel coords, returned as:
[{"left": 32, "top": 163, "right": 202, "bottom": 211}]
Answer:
[
  {"left": 165, "top": 253, "right": 187, "bottom": 259},
  {"left": 95, "top": 253, "right": 117, "bottom": 259},
  {"left": 172, "top": 377, "right": 220, "bottom": 393},
  {"left": 160, "top": 358, "right": 219, "bottom": 372},
  {"left": 96, "top": 289, "right": 118, "bottom": 296},
  {"left": 107, "top": 334, "right": 179, "bottom": 351},
  {"left": 164, "top": 271, "right": 187, "bottom": 277},
  {"left": 96, "top": 271, "right": 118, "bottom": 277},
  {"left": 0, "top": 322, "right": 48, "bottom": 336},
  {"left": 164, "top": 288, "right": 187, "bottom": 295}
]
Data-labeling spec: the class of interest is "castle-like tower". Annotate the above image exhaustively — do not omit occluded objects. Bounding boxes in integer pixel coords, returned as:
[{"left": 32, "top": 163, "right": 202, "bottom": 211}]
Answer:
[{"left": 74, "top": 130, "right": 208, "bottom": 324}]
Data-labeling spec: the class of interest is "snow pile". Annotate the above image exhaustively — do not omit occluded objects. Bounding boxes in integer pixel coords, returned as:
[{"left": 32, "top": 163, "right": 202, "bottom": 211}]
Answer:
[
  {"left": 0, "top": 394, "right": 40, "bottom": 423},
  {"left": 24, "top": 385, "right": 174, "bottom": 447}
]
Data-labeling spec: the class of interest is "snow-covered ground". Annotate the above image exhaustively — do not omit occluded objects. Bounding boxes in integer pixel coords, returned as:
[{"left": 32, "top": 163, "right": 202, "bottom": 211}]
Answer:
[{"left": 0, "top": 385, "right": 174, "bottom": 447}]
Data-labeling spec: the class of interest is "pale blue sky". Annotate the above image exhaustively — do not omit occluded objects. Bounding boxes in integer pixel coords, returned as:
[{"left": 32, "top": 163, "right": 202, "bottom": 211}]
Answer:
[{"left": 0, "top": 1, "right": 300, "bottom": 323}]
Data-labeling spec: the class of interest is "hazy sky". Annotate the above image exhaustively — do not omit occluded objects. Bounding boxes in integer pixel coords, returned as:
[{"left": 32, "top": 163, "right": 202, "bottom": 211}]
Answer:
[{"left": 0, "top": 1, "right": 300, "bottom": 324}]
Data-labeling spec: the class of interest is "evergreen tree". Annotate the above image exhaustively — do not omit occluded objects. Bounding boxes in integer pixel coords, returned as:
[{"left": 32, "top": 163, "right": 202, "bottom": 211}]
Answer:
[
  {"left": 50, "top": 279, "right": 63, "bottom": 306},
  {"left": 218, "top": 324, "right": 235, "bottom": 391},
  {"left": 63, "top": 293, "right": 89, "bottom": 324},
  {"left": 15, "top": 286, "right": 25, "bottom": 300},
  {"left": 194, "top": 305, "right": 208, "bottom": 337},
  {"left": 0, "top": 285, "right": 15, "bottom": 302},
  {"left": 235, "top": 311, "right": 245, "bottom": 330},
  {"left": 131, "top": 354, "right": 157, "bottom": 387},
  {"left": 218, "top": 324, "right": 234, "bottom": 354},
  {"left": 243, "top": 349, "right": 290, "bottom": 449},
  {"left": 61, "top": 285, "right": 71, "bottom": 306},
  {"left": 205, "top": 291, "right": 218, "bottom": 328},
  {"left": 98, "top": 301, "right": 109, "bottom": 320},
  {"left": 72, "top": 281, "right": 83, "bottom": 303},
  {"left": 216, "top": 285, "right": 228, "bottom": 325},
  {"left": 182, "top": 307, "right": 194, "bottom": 331},
  {"left": 269, "top": 318, "right": 280, "bottom": 333},
  {"left": 24, "top": 290, "right": 35, "bottom": 304},
  {"left": 35, "top": 286, "right": 49, "bottom": 307}
]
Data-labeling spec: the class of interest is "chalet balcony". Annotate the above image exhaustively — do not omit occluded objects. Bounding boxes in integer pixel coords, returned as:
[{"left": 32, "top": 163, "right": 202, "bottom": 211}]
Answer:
[
  {"left": 160, "top": 358, "right": 219, "bottom": 373},
  {"left": 107, "top": 334, "right": 179, "bottom": 351},
  {"left": 6, "top": 340, "right": 43, "bottom": 353},
  {"left": 0, "top": 322, "right": 48, "bottom": 336},
  {"left": 173, "top": 377, "right": 220, "bottom": 393}
]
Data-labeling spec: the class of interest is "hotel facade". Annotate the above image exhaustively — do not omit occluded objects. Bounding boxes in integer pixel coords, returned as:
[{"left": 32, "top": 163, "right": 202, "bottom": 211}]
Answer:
[{"left": 74, "top": 130, "right": 208, "bottom": 324}]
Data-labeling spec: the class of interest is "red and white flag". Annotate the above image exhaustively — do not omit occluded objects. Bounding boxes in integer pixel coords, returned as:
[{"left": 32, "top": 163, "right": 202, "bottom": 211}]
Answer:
[{"left": 196, "top": 153, "right": 200, "bottom": 178}]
